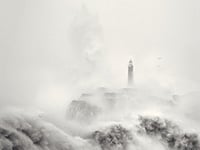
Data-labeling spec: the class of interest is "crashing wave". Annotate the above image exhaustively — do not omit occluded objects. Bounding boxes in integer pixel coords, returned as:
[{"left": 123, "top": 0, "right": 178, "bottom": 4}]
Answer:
[
  {"left": 0, "top": 113, "right": 96, "bottom": 150},
  {"left": 92, "top": 125, "right": 133, "bottom": 150},
  {"left": 1, "top": 112, "right": 200, "bottom": 150},
  {"left": 138, "top": 116, "right": 200, "bottom": 150}
]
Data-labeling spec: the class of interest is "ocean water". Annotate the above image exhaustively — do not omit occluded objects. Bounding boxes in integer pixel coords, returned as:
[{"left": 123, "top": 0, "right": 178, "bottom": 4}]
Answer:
[{"left": 0, "top": 87, "right": 200, "bottom": 150}]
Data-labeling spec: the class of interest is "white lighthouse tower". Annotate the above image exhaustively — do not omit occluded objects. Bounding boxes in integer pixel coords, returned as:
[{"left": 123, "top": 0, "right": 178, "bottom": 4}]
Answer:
[{"left": 128, "top": 59, "right": 133, "bottom": 86}]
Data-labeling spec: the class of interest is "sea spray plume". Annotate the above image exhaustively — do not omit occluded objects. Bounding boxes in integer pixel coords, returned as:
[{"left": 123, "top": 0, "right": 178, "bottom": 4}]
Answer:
[
  {"left": 138, "top": 116, "right": 200, "bottom": 150},
  {"left": 92, "top": 125, "right": 133, "bottom": 150},
  {"left": 69, "top": 4, "right": 103, "bottom": 78}
]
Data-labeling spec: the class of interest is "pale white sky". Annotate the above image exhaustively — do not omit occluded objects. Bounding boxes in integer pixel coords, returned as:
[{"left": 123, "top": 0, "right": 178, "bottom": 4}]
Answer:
[
  {"left": 0, "top": 0, "right": 200, "bottom": 109},
  {"left": 83, "top": 0, "right": 200, "bottom": 89}
]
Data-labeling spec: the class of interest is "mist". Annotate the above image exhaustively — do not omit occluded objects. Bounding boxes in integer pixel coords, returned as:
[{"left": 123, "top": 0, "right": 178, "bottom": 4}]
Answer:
[
  {"left": 0, "top": 0, "right": 200, "bottom": 150},
  {"left": 1, "top": 0, "right": 200, "bottom": 108}
]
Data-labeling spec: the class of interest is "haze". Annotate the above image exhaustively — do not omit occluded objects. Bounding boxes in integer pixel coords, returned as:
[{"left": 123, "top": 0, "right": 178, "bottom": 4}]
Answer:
[{"left": 0, "top": 0, "right": 200, "bottom": 111}]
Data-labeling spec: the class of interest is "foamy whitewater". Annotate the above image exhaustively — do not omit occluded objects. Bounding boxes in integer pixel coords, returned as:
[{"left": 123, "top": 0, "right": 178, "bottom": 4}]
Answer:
[{"left": 0, "top": 86, "right": 200, "bottom": 150}]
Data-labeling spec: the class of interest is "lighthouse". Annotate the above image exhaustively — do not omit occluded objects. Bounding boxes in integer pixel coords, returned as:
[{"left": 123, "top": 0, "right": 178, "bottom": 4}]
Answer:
[{"left": 128, "top": 60, "right": 133, "bottom": 86}]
